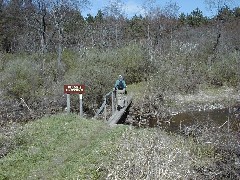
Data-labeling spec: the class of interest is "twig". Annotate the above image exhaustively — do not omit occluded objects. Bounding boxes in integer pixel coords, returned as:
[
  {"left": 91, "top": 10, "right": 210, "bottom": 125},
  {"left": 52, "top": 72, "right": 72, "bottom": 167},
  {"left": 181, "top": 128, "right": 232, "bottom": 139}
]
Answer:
[
  {"left": 218, "top": 120, "right": 227, "bottom": 129},
  {"left": 20, "top": 98, "right": 32, "bottom": 112}
]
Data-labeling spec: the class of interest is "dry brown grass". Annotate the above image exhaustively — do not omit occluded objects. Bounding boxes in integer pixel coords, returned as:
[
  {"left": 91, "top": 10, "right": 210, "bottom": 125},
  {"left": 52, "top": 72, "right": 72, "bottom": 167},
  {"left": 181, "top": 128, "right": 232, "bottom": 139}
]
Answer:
[{"left": 105, "top": 127, "right": 215, "bottom": 179}]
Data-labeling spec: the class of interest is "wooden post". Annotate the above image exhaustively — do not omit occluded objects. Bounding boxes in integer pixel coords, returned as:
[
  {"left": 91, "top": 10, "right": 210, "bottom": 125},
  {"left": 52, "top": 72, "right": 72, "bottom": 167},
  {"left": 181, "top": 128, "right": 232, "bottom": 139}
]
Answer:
[
  {"left": 228, "top": 106, "right": 230, "bottom": 133},
  {"left": 116, "top": 90, "right": 118, "bottom": 111},
  {"left": 67, "top": 94, "right": 70, "bottom": 113},
  {"left": 79, "top": 94, "right": 83, "bottom": 117},
  {"left": 104, "top": 98, "right": 107, "bottom": 121},
  {"left": 111, "top": 91, "right": 114, "bottom": 115}
]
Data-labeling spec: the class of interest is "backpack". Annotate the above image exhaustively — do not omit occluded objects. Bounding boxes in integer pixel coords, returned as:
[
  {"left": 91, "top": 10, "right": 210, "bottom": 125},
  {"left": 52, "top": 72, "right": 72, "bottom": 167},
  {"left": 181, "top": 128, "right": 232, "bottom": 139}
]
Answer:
[{"left": 118, "top": 80, "right": 124, "bottom": 90}]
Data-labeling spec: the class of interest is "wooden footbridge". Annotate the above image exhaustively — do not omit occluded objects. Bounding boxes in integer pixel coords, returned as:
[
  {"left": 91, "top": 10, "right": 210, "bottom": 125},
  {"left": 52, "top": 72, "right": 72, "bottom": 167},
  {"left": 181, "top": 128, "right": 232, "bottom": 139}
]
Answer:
[{"left": 94, "top": 90, "right": 133, "bottom": 126}]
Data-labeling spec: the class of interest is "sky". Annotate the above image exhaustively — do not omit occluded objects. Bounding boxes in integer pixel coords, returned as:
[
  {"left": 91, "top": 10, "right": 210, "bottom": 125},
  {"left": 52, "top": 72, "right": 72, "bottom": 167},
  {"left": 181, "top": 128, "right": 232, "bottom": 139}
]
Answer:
[{"left": 82, "top": 0, "right": 240, "bottom": 18}]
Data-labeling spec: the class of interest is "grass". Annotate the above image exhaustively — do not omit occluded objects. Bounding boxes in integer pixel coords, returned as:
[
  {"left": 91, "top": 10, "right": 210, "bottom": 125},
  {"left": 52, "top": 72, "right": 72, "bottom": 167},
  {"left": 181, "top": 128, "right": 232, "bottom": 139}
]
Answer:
[
  {"left": 105, "top": 128, "right": 216, "bottom": 179},
  {"left": 0, "top": 114, "right": 126, "bottom": 179},
  {"left": 0, "top": 113, "right": 222, "bottom": 179}
]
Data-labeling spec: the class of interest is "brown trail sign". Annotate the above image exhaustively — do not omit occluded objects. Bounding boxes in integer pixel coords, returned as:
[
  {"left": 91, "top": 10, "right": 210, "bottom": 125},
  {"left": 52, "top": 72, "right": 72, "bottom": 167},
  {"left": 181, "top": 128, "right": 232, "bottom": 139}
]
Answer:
[{"left": 64, "top": 84, "right": 85, "bottom": 116}]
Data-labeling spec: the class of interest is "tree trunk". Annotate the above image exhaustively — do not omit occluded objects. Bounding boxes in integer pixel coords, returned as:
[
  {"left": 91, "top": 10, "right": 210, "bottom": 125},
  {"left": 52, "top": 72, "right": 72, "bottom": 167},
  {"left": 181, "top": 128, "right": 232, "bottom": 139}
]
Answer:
[{"left": 57, "top": 26, "right": 63, "bottom": 78}]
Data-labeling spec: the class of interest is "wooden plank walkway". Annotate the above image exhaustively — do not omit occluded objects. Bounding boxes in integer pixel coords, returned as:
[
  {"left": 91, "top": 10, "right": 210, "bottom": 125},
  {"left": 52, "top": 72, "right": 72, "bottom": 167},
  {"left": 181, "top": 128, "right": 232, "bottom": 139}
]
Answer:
[{"left": 108, "top": 95, "right": 132, "bottom": 126}]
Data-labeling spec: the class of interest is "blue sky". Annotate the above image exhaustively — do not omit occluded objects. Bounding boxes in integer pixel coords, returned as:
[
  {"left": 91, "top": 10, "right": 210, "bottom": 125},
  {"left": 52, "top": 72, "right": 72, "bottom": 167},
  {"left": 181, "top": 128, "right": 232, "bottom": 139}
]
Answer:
[{"left": 82, "top": 0, "right": 240, "bottom": 18}]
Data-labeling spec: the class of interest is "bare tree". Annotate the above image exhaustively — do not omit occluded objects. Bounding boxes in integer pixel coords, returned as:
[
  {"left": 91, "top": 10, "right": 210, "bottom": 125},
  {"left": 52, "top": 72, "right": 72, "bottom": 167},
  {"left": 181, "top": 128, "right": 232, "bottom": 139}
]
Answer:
[
  {"left": 103, "top": 0, "right": 126, "bottom": 47},
  {"left": 103, "top": 0, "right": 125, "bottom": 18},
  {"left": 204, "top": 0, "right": 234, "bottom": 15},
  {"left": 142, "top": 0, "right": 158, "bottom": 17},
  {"left": 24, "top": 0, "right": 89, "bottom": 78},
  {"left": 163, "top": 1, "right": 179, "bottom": 18},
  {"left": 204, "top": 0, "right": 233, "bottom": 67},
  {"left": 50, "top": 0, "right": 90, "bottom": 77}
]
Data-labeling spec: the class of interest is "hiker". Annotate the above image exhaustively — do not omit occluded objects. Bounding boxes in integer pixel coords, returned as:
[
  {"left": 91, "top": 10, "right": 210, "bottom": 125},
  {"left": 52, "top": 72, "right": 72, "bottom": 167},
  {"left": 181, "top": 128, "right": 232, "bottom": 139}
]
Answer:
[
  {"left": 114, "top": 75, "right": 127, "bottom": 110},
  {"left": 114, "top": 75, "right": 126, "bottom": 91}
]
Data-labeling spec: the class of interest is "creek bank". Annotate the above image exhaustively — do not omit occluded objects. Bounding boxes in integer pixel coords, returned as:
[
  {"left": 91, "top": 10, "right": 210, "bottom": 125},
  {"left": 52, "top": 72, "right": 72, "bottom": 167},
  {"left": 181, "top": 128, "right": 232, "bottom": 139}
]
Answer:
[
  {"left": 125, "top": 87, "right": 240, "bottom": 179},
  {"left": 126, "top": 86, "right": 240, "bottom": 128},
  {"left": 167, "top": 87, "right": 240, "bottom": 115}
]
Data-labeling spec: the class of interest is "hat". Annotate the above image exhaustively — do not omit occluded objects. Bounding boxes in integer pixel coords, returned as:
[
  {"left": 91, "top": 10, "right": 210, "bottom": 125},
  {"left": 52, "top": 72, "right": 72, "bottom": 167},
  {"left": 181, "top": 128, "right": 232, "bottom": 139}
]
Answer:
[{"left": 119, "top": 75, "right": 122, "bottom": 78}]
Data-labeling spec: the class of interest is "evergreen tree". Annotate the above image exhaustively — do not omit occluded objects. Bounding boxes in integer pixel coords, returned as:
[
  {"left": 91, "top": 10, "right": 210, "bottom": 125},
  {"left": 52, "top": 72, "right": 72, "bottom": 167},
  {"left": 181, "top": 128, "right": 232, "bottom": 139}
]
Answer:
[{"left": 186, "top": 8, "right": 207, "bottom": 27}]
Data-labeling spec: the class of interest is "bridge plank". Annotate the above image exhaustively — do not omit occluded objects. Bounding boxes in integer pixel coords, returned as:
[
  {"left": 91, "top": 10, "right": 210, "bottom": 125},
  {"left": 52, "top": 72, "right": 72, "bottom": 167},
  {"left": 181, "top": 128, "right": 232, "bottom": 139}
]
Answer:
[{"left": 108, "top": 95, "right": 132, "bottom": 126}]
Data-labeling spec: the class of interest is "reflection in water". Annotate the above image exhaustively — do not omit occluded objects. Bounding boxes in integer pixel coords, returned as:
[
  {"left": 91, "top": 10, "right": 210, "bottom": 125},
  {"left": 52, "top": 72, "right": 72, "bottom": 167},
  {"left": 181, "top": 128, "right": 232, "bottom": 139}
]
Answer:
[{"left": 161, "top": 108, "right": 240, "bottom": 133}]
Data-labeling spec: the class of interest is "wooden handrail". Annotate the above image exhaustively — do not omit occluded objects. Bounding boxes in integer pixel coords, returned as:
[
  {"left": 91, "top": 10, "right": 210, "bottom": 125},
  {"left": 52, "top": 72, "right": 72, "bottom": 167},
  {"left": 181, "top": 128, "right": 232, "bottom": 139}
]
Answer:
[
  {"left": 94, "top": 90, "right": 132, "bottom": 124},
  {"left": 94, "top": 90, "right": 115, "bottom": 119},
  {"left": 104, "top": 91, "right": 112, "bottom": 98}
]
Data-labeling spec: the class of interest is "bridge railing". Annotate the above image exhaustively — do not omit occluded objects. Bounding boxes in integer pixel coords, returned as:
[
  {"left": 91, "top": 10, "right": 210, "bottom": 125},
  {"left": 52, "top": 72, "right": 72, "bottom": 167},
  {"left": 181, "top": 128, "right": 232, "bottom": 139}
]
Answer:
[{"left": 94, "top": 90, "right": 116, "bottom": 120}]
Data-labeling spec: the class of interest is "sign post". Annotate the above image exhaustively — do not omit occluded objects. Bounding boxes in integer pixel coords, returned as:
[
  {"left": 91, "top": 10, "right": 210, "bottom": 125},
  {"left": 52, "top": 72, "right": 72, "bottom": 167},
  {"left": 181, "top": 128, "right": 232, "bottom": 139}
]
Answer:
[
  {"left": 64, "top": 84, "right": 85, "bottom": 116},
  {"left": 79, "top": 94, "right": 83, "bottom": 117},
  {"left": 67, "top": 94, "right": 70, "bottom": 113}
]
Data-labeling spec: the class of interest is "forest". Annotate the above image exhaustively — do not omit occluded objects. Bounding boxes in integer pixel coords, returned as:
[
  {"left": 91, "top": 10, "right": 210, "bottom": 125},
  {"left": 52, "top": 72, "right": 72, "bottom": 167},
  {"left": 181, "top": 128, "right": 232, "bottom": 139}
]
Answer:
[
  {"left": 0, "top": 0, "right": 240, "bottom": 179},
  {"left": 0, "top": 0, "right": 240, "bottom": 120},
  {"left": 0, "top": 0, "right": 239, "bottom": 119}
]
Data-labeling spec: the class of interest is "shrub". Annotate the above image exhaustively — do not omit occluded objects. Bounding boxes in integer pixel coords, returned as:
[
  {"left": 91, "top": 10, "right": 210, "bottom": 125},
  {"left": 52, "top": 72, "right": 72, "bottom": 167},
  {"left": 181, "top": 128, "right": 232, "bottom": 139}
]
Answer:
[
  {"left": 115, "top": 44, "right": 153, "bottom": 83},
  {"left": 209, "top": 51, "right": 239, "bottom": 87},
  {"left": 150, "top": 50, "right": 207, "bottom": 94},
  {"left": 58, "top": 44, "right": 153, "bottom": 114},
  {"left": 0, "top": 58, "right": 43, "bottom": 101}
]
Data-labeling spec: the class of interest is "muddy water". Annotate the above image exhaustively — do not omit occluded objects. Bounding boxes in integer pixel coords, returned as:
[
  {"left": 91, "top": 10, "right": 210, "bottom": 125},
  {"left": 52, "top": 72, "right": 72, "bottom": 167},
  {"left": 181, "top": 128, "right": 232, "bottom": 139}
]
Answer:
[{"left": 161, "top": 108, "right": 240, "bottom": 133}]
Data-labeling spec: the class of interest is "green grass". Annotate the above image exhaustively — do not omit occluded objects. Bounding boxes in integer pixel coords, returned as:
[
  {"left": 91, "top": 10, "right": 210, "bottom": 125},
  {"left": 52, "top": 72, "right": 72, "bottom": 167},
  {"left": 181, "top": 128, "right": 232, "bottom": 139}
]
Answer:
[
  {"left": 0, "top": 114, "right": 126, "bottom": 179},
  {"left": 0, "top": 113, "right": 218, "bottom": 179}
]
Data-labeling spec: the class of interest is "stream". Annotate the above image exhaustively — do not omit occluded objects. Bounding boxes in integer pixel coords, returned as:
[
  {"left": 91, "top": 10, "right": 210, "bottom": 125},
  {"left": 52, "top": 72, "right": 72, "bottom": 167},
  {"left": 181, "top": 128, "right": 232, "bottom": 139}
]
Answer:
[{"left": 161, "top": 107, "right": 240, "bottom": 133}]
